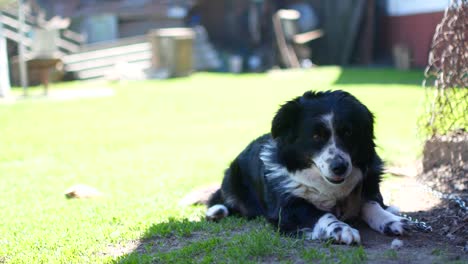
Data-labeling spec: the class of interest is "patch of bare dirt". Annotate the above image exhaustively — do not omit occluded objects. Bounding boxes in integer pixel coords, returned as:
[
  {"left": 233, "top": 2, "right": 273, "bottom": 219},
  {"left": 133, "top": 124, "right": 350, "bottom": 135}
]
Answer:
[
  {"left": 101, "top": 240, "right": 140, "bottom": 258},
  {"left": 359, "top": 226, "right": 465, "bottom": 263},
  {"left": 378, "top": 175, "right": 467, "bottom": 262}
]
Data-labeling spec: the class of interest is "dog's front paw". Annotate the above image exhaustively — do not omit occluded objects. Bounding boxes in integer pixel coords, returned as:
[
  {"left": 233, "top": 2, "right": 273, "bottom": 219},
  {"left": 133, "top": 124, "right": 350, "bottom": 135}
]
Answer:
[
  {"left": 362, "top": 201, "right": 410, "bottom": 236},
  {"left": 307, "top": 213, "right": 361, "bottom": 245},
  {"left": 382, "top": 218, "right": 411, "bottom": 235},
  {"left": 327, "top": 222, "right": 361, "bottom": 245},
  {"left": 206, "top": 204, "right": 229, "bottom": 221}
]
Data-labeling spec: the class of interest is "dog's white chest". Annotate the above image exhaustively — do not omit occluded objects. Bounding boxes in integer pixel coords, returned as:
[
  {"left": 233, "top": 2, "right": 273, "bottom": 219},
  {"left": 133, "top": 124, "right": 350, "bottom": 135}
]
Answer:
[{"left": 288, "top": 167, "right": 363, "bottom": 211}]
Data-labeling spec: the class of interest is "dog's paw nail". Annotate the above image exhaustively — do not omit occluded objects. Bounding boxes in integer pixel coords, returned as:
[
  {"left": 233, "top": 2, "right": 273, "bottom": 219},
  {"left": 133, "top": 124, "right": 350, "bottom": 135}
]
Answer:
[
  {"left": 383, "top": 219, "right": 408, "bottom": 236},
  {"left": 329, "top": 224, "right": 360, "bottom": 245}
]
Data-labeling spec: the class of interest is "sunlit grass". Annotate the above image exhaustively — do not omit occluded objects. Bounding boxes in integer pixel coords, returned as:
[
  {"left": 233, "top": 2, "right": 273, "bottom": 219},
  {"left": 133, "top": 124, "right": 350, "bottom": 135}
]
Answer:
[{"left": 0, "top": 67, "right": 424, "bottom": 263}]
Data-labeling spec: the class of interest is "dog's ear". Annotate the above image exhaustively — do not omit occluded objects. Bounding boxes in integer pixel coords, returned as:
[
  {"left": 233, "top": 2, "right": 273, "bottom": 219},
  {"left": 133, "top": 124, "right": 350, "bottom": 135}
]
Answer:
[{"left": 271, "top": 98, "right": 302, "bottom": 140}]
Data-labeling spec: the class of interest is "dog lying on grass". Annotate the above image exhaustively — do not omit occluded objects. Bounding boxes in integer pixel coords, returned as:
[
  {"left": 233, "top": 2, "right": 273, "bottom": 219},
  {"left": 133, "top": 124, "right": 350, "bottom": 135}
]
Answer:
[{"left": 206, "top": 90, "right": 409, "bottom": 244}]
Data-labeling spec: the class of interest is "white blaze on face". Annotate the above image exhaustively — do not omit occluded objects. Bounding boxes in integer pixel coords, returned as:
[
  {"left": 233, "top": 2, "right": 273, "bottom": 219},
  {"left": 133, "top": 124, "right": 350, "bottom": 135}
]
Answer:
[{"left": 312, "top": 113, "right": 352, "bottom": 180}]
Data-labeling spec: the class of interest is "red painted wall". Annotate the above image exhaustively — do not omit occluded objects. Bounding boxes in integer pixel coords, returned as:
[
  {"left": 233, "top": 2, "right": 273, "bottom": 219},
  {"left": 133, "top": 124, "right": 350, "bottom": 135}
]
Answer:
[{"left": 380, "top": 11, "right": 444, "bottom": 68}]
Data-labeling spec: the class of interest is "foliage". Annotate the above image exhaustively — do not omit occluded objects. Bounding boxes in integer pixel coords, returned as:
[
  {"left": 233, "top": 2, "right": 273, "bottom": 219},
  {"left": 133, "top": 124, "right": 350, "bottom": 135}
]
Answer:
[{"left": 420, "top": 0, "right": 468, "bottom": 137}]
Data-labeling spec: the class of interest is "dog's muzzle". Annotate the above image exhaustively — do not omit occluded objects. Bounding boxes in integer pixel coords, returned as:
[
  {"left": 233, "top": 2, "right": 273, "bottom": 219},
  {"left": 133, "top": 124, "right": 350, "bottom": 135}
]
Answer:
[{"left": 325, "top": 156, "right": 350, "bottom": 184}]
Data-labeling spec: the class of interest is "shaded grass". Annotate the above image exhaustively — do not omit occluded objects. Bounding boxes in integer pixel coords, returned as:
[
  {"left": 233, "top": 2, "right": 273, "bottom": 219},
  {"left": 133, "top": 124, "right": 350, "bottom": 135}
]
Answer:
[
  {"left": 152, "top": 227, "right": 287, "bottom": 264},
  {"left": 0, "top": 67, "right": 424, "bottom": 263},
  {"left": 118, "top": 217, "right": 367, "bottom": 264}
]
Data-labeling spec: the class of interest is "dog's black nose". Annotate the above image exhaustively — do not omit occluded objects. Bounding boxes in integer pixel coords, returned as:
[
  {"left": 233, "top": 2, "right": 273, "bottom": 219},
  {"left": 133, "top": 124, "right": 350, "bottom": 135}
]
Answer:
[{"left": 330, "top": 159, "right": 348, "bottom": 176}]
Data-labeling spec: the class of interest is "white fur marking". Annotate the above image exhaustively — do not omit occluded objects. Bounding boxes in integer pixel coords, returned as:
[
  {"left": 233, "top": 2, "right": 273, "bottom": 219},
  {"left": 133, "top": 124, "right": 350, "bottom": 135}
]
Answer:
[
  {"left": 361, "top": 201, "right": 409, "bottom": 235},
  {"left": 313, "top": 113, "right": 352, "bottom": 180},
  {"left": 206, "top": 204, "right": 228, "bottom": 220},
  {"left": 305, "top": 213, "right": 361, "bottom": 245},
  {"left": 289, "top": 167, "right": 363, "bottom": 211},
  {"left": 259, "top": 140, "right": 288, "bottom": 180}
]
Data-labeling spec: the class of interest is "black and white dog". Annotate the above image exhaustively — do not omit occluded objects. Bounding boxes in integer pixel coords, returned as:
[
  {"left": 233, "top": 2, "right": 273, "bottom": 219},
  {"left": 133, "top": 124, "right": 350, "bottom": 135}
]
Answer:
[{"left": 206, "top": 90, "right": 409, "bottom": 244}]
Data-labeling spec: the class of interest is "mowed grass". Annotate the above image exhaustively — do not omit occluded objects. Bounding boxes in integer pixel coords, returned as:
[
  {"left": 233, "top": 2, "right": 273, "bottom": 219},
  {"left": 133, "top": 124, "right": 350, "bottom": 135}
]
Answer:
[{"left": 0, "top": 67, "right": 424, "bottom": 263}]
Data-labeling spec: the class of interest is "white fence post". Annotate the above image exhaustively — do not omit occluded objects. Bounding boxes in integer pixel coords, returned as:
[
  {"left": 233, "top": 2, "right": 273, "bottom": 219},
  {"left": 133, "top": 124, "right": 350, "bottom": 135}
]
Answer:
[
  {"left": 0, "top": 11, "right": 11, "bottom": 97},
  {"left": 18, "top": 0, "right": 28, "bottom": 95}
]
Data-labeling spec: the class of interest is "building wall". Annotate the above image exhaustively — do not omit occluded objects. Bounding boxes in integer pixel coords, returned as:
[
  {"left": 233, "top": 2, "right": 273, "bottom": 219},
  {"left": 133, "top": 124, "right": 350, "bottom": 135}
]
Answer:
[
  {"left": 385, "top": 0, "right": 449, "bottom": 16},
  {"left": 39, "top": 0, "right": 192, "bottom": 44},
  {"left": 380, "top": 0, "right": 448, "bottom": 67}
]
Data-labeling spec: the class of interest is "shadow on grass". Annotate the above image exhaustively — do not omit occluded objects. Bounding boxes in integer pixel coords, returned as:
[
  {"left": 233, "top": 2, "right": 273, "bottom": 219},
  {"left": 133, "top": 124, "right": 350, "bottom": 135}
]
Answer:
[
  {"left": 113, "top": 203, "right": 467, "bottom": 264},
  {"left": 112, "top": 217, "right": 214, "bottom": 263},
  {"left": 113, "top": 216, "right": 294, "bottom": 264},
  {"left": 334, "top": 68, "right": 424, "bottom": 85},
  {"left": 113, "top": 216, "right": 367, "bottom": 263}
]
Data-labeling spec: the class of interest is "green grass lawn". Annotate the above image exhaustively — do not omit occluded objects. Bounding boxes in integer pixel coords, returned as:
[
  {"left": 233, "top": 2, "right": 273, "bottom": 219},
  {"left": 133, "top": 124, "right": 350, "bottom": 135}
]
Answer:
[{"left": 0, "top": 67, "right": 425, "bottom": 263}]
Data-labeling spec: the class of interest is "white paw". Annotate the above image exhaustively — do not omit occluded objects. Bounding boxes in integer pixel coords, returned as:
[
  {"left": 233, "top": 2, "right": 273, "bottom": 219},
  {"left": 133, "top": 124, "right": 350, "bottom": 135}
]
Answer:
[
  {"left": 362, "top": 201, "right": 410, "bottom": 236},
  {"left": 381, "top": 218, "right": 410, "bottom": 235},
  {"left": 307, "top": 213, "right": 361, "bottom": 245},
  {"left": 206, "top": 204, "right": 228, "bottom": 221},
  {"left": 327, "top": 223, "right": 361, "bottom": 245}
]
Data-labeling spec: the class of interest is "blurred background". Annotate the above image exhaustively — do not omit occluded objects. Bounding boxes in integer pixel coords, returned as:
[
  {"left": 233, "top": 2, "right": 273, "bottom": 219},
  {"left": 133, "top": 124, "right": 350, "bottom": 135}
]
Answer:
[{"left": 0, "top": 0, "right": 450, "bottom": 86}]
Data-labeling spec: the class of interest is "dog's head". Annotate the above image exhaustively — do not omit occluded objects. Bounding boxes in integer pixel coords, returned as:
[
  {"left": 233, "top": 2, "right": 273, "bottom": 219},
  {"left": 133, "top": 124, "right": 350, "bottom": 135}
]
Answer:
[{"left": 271, "top": 90, "right": 376, "bottom": 184}]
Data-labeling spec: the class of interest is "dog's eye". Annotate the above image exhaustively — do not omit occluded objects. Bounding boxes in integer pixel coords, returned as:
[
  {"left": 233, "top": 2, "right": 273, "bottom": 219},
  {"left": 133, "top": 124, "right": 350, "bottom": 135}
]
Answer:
[{"left": 312, "top": 133, "right": 325, "bottom": 141}]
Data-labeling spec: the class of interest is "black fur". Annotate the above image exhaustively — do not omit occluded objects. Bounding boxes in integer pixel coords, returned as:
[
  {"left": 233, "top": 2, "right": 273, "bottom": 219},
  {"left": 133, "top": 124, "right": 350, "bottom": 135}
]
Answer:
[{"left": 207, "top": 90, "right": 385, "bottom": 234}]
